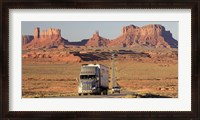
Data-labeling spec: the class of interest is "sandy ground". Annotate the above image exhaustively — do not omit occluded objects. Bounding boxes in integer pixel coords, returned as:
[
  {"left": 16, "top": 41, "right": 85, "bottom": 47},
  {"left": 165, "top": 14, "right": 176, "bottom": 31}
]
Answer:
[{"left": 22, "top": 48, "right": 178, "bottom": 98}]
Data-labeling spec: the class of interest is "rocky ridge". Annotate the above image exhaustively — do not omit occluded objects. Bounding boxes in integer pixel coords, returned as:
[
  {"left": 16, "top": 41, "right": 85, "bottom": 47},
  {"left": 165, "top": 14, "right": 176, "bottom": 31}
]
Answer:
[
  {"left": 86, "top": 31, "right": 110, "bottom": 47},
  {"left": 22, "top": 50, "right": 81, "bottom": 63},
  {"left": 22, "top": 35, "right": 34, "bottom": 45},
  {"left": 108, "top": 24, "right": 177, "bottom": 48},
  {"left": 22, "top": 24, "right": 178, "bottom": 49},
  {"left": 23, "top": 27, "right": 67, "bottom": 49}
]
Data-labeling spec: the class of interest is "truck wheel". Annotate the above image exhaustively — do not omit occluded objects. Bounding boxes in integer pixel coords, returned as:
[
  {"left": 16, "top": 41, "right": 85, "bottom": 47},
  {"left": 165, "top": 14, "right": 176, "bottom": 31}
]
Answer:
[{"left": 103, "top": 90, "right": 107, "bottom": 95}]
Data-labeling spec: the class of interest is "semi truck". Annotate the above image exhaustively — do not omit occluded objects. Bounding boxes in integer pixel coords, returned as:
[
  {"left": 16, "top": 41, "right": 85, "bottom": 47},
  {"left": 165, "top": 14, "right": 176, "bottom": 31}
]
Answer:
[{"left": 78, "top": 64, "right": 109, "bottom": 96}]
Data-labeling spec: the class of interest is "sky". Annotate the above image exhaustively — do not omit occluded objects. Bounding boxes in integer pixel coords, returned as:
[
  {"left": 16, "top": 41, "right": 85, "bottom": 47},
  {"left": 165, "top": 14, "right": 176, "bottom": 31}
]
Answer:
[{"left": 22, "top": 21, "right": 178, "bottom": 41}]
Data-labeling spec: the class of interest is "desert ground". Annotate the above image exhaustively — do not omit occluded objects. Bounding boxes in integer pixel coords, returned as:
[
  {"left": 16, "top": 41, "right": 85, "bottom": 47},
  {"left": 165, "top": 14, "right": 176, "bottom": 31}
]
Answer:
[{"left": 22, "top": 47, "right": 178, "bottom": 98}]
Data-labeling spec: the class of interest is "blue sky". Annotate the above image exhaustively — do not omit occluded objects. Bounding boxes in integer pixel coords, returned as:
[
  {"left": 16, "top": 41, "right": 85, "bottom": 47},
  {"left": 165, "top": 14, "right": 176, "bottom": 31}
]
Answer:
[{"left": 22, "top": 21, "right": 178, "bottom": 41}]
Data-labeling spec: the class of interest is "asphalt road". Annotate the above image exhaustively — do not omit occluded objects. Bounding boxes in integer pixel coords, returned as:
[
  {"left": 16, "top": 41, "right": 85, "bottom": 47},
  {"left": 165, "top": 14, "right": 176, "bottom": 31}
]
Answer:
[
  {"left": 47, "top": 90, "right": 169, "bottom": 98},
  {"left": 64, "top": 91, "right": 137, "bottom": 98}
]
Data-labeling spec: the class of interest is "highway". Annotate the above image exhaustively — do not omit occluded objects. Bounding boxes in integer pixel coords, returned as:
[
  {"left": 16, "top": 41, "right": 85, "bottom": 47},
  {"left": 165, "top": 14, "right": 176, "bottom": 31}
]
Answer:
[
  {"left": 58, "top": 90, "right": 170, "bottom": 98},
  {"left": 63, "top": 91, "right": 138, "bottom": 98}
]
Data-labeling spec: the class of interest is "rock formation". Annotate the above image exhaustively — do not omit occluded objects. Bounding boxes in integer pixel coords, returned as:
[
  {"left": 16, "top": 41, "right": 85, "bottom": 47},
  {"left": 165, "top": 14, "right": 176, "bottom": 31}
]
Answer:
[
  {"left": 34, "top": 27, "right": 40, "bottom": 39},
  {"left": 67, "top": 39, "right": 88, "bottom": 46},
  {"left": 22, "top": 51, "right": 81, "bottom": 63},
  {"left": 22, "top": 24, "right": 178, "bottom": 49},
  {"left": 86, "top": 31, "right": 110, "bottom": 47},
  {"left": 40, "top": 28, "right": 61, "bottom": 40},
  {"left": 22, "top": 35, "right": 34, "bottom": 45},
  {"left": 109, "top": 24, "right": 178, "bottom": 48},
  {"left": 23, "top": 27, "right": 67, "bottom": 49}
]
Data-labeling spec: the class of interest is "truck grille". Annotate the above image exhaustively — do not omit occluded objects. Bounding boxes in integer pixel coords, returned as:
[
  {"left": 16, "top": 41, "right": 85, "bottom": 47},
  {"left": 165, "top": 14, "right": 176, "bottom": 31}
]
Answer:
[{"left": 82, "top": 83, "right": 91, "bottom": 90}]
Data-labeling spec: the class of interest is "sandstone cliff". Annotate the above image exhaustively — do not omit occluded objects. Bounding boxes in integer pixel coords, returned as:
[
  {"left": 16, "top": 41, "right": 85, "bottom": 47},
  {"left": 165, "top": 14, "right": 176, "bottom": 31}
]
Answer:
[
  {"left": 40, "top": 28, "right": 61, "bottom": 40},
  {"left": 22, "top": 24, "right": 178, "bottom": 49},
  {"left": 86, "top": 31, "right": 110, "bottom": 47},
  {"left": 109, "top": 24, "right": 178, "bottom": 48},
  {"left": 22, "top": 35, "right": 34, "bottom": 45},
  {"left": 23, "top": 27, "right": 67, "bottom": 49}
]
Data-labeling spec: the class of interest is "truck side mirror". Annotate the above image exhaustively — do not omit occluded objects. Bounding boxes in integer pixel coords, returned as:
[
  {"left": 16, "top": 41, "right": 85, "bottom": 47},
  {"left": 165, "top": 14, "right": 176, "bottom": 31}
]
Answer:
[{"left": 76, "top": 77, "right": 79, "bottom": 82}]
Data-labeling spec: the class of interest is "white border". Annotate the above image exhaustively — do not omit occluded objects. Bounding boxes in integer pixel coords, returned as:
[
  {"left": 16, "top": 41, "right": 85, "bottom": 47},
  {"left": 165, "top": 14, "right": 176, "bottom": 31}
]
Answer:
[{"left": 9, "top": 9, "right": 191, "bottom": 111}]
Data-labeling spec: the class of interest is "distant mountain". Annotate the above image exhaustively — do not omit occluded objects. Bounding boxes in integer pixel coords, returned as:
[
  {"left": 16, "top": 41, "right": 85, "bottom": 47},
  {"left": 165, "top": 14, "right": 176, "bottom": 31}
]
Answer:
[
  {"left": 23, "top": 27, "right": 67, "bottom": 49},
  {"left": 23, "top": 27, "right": 89, "bottom": 49},
  {"left": 22, "top": 35, "right": 34, "bottom": 45},
  {"left": 22, "top": 24, "right": 178, "bottom": 49},
  {"left": 85, "top": 31, "right": 110, "bottom": 47},
  {"left": 108, "top": 24, "right": 178, "bottom": 48},
  {"left": 67, "top": 39, "right": 89, "bottom": 46}
]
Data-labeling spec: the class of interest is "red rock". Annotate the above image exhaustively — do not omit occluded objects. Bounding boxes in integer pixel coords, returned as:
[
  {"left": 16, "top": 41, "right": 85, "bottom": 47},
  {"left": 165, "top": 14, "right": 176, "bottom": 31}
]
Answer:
[
  {"left": 22, "top": 54, "right": 29, "bottom": 58},
  {"left": 58, "top": 45, "right": 65, "bottom": 49},
  {"left": 62, "top": 54, "right": 81, "bottom": 62},
  {"left": 22, "top": 51, "right": 81, "bottom": 62},
  {"left": 86, "top": 31, "right": 110, "bottom": 47},
  {"left": 22, "top": 35, "right": 34, "bottom": 45},
  {"left": 108, "top": 24, "right": 177, "bottom": 48},
  {"left": 34, "top": 27, "right": 40, "bottom": 39},
  {"left": 23, "top": 27, "right": 67, "bottom": 49},
  {"left": 22, "top": 24, "right": 178, "bottom": 49},
  {"left": 41, "top": 28, "right": 61, "bottom": 40}
]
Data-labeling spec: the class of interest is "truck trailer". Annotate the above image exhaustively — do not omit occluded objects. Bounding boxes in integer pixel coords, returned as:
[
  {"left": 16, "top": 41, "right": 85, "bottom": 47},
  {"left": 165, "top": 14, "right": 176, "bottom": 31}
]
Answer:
[{"left": 78, "top": 64, "right": 109, "bottom": 95}]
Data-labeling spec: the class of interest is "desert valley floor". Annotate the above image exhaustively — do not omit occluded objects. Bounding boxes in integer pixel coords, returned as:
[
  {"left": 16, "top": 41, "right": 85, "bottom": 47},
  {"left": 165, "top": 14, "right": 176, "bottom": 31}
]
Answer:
[{"left": 22, "top": 47, "right": 178, "bottom": 98}]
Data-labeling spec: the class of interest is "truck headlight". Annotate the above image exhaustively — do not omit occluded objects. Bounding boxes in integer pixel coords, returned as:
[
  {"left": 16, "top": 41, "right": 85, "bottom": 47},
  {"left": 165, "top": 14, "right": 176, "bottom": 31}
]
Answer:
[{"left": 92, "top": 87, "right": 96, "bottom": 90}]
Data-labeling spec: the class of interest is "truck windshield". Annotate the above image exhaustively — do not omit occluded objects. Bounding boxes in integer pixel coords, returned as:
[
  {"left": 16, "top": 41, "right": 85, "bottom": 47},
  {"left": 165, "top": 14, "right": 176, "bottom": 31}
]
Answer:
[{"left": 80, "top": 75, "right": 96, "bottom": 79}]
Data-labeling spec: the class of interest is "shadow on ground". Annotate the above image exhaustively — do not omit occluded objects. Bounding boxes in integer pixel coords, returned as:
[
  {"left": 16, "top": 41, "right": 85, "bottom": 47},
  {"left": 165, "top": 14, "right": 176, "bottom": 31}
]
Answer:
[
  {"left": 73, "top": 50, "right": 151, "bottom": 61},
  {"left": 136, "top": 93, "right": 171, "bottom": 98}
]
